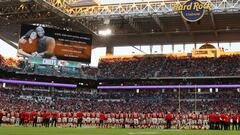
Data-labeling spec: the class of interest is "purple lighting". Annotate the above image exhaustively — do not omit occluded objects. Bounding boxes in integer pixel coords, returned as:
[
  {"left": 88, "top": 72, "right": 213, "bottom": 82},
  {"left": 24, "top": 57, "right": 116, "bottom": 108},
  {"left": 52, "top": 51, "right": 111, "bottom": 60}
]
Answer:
[
  {"left": 97, "top": 84, "right": 240, "bottom": 89},
  {"left": 0, "top": 79, "right": 77, "bottom": 88}
]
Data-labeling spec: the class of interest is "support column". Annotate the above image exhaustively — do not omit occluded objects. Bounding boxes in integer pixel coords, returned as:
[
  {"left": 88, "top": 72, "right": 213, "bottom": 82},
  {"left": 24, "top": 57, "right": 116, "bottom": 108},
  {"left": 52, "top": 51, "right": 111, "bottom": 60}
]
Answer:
[
  {"left": 106, "top": 45, "right": 114, "bottom": 56},
  {"left": 183, "top": 43, "right": 186, "bottom": 52},
  {"left": 172, "top": 44, "right": 174, "bottom": 53},
  {"left": 194, "top": 43, "right": 197, "bottom": 49},
  {"left": 161, "top": 44, "right": 163, "bottom": 54}
]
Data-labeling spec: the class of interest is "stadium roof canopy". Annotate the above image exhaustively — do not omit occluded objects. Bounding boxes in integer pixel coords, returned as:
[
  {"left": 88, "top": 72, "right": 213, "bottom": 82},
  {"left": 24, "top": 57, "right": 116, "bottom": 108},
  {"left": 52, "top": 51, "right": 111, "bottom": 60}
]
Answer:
[
  {"left": 100, "top": 0, "right": 161, "bottom": 4},
  {"left": 0, "top": 0, "right": 240, "bottom": 49}
]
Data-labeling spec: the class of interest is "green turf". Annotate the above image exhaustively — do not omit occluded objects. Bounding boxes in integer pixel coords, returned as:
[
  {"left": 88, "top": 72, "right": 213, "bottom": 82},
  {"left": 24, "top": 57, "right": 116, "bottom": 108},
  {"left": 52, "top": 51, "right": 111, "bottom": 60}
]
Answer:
[{"left": 0, "top": 127, "right": 239, "bottom": 135}]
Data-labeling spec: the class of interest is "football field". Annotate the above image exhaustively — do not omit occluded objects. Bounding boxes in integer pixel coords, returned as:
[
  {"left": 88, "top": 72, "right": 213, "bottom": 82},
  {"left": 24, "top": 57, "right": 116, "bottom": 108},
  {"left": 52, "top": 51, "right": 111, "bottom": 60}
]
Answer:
[{"left": 0, "top": 127, "right": 239, "bottom": 135}]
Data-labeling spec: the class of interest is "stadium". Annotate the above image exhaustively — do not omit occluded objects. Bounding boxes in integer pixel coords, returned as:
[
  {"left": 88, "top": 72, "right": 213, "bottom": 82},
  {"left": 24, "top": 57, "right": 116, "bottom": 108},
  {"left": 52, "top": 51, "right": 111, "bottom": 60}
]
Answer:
[{"left": 0, "top": 0, "right": 240, "bottom": 135}]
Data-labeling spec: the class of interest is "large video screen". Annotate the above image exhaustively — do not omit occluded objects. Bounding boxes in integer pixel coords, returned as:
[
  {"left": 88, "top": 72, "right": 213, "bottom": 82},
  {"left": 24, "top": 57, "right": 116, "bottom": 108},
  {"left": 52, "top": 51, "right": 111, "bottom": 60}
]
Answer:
[{"left": 18, "top": 24, "right": 92, "bottom": 63}]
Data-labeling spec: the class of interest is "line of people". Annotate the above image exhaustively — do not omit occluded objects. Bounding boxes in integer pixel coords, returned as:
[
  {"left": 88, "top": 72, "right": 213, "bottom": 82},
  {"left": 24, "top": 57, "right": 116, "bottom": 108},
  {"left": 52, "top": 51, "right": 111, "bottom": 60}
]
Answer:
[{"left": 0, "top": 111, "right": 240, "bottom": 130}]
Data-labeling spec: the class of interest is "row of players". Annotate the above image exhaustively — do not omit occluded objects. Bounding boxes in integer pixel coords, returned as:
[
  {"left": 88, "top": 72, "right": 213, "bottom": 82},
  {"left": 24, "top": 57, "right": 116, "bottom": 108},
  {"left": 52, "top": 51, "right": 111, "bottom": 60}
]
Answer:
[{"left": 0, "top": 111, "right": 240, "bottom": 130}]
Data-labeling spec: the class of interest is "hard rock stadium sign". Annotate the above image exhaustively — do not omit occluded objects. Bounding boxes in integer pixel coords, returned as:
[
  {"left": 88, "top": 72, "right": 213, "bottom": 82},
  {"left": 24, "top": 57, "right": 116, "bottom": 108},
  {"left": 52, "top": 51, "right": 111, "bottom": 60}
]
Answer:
[{"left": 173, "top": 0, "right": 212, "bottom": 22}]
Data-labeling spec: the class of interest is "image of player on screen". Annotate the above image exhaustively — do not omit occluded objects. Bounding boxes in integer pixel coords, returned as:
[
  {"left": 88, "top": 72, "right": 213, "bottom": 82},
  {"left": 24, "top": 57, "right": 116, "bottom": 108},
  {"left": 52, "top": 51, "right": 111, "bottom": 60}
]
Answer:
[{"left": 18, "top": 26, "right": 56, "bottom": 58}]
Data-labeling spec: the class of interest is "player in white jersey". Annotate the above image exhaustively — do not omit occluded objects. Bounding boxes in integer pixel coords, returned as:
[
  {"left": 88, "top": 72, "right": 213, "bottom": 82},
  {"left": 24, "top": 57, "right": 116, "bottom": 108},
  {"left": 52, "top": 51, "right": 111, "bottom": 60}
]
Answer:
[
  {"left": 133, "top": 112, "right": 139, "bottom": 128},
  {"left": 73, "top": 112, "right": 78, "bottom": 127},
  {"left": 182, "top": 114, "right": 188, "bottom": 129},
  {"left": 10, "top": 112, "right": 16, "bottom": 124},
  {"left": 86, "top": 111, "right": 91, "bottom": 126},
  {"left": 175, "top": 112, "right": 182, "bottom": 129},
  {"left": 203, "top": 113, "right": 209, "bottom": 129},
  {"left": 198, "top": 112, "right": 204, "bottom": 129},
  {"left": 15, "top": 112, "right": 20, "bottom": 126}
]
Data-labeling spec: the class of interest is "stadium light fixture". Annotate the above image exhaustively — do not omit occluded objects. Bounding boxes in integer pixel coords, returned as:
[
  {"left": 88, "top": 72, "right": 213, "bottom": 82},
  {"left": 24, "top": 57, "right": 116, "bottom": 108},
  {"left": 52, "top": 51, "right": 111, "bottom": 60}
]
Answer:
[
  {"left": 198, "top": 88, "right": 201, "bottom": 93},
  {"left": 215, "top": 88, "right": 218, "bottom": 92},
  {"left": 98, "top": 28, "right": 112, "bottom": 36},
  {"left": 3, "top": 83, "right": 6, "bottom": 88},
  {"left": 237, "top": 88, "right": 240, "bottom": 92},
  {"left": 209, "top": 88, "right": 213, "bottom": 93},
  {"left": 136, "top": 89, "right": 139, "bottom": 93},
  {"left": 162, "top": 89, "right": 165, "bottom": 93}
]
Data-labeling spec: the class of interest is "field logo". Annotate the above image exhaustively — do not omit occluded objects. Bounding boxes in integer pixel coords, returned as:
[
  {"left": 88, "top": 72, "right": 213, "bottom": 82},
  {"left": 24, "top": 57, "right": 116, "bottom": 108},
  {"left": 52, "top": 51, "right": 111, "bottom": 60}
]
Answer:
[{"left": 173, "top": 0, "right": 212, "bottom": 22}]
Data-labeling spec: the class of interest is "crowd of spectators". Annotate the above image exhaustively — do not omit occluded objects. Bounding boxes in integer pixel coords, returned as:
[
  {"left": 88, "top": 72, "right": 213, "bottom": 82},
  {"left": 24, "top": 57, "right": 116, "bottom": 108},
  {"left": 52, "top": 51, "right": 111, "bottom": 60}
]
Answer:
[
  {"left": 98, "top": 55, "right": 240, "bottom": 79},
  {"left": 1, "top": 54, "right": 240, "bottom": 79},
  {"left": 0, "top": 87, "right": 239, "bottom": 113},
  {"left": 98, "top": 56, "right": 166, "bottom": 79}
]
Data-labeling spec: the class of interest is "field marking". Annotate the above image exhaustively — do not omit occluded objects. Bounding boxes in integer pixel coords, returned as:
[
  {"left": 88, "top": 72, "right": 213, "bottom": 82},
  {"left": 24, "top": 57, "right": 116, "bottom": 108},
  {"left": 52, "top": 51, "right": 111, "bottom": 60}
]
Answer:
[
  {"left": 128, "top": 132, "right": 161, "bottom": 135},
  {"left": 161, "top": 130, "right": 182, "bottom": 132},
  {"left": 128, "top": 130, "right": 182, "bottom": 134}
]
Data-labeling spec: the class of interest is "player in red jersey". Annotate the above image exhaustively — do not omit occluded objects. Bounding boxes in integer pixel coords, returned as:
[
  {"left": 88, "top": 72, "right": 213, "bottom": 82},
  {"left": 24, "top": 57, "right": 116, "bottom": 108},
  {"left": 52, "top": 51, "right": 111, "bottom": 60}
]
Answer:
[
  {"left": 40, "top": 111, "right": 45, "bottom": 127},
  {"left": 51, "top": 112, "right": 58, "bottom": 127},
  {"left": 119, "top": 112, "right": 125, "bottom": 128},
  {"left": 238, "top": 113, "right": 240, "bottom": 130},
  {"left": 182, "top": 114, "right": 188, "bottom": 129},
  {"left": 36, "top": 111, "right": 42, "bottom": 127},
  {"left": 220, "top": 113, "right": 225, "bottom": 130},
  {"left": 191, "top": 112, "right": 198, "bottom": 129},
  {"left": 208, "top": 112, "right": 215, "bottom": 130},
  {"left": 146, "top": 112, "right": 152, "bottom": 128},
  {"left": 105, "top": 112, "right": 111, "bottom": 128},
  {"left": 215, "top": 112, "right": 220, "bottom": 130},
  {"left": 62, "top": 112, "right": 68, "bottom": 127},
  {"left": 175, "top": 112, "right": 182, "bottom": 129},
  {"left": 82, "top": 112, "right": 87, "bottom": 126},
  {"left": 140, "top": 112, "right": 146, "bottom": 128},
  {"left": 129, "top": 112, "right": 134, "bottom": 128},
  {"left": 45, "top": 111, "right": 51, "bottom": 127},
  {"left": 224, "top": 113, "right": 230, "bottom": 130},
  {"left": 158, "top": 112, "right": 165, "bottom": 129},
  {"left": 24, "top": 112, "right": 29, "bottom": 127},
  {"left": 73, "top": 112, "right": 78, "bottom": 128},
  {"left": 0, "top": 110, "right": 3, "bottom": 126},
  {"left": 57, "top": 112, "right": 63, "bottom": 127},
  {"left": 99, "top": 112, "right": 105, "bottom": 128},
  {"left": 110, "top": 112, "right": 116, "bottom": 127},
  {"left": 77, "top": 111, "right": 83, "bottom": 127},
  {"left": 165, "top": 112, "right": 174, "bottom": 129},
  {"left": 30, "top": 111, "right": 37, "bottom": 127},
  {"left": 86, "top": 111, "right": 91, "bottom": 126},
  {"left": 67, "top": 112, "right": 73, "bottom": 127},
  {"left": 95, "top": 112, "right": 100, "bottom": 127},
  {"left": 151, "top": 112, "right": 158, "bottom": 128},
  {"left": 19, "top": 111, "right": 25, "bottom": 126},
  {"left": 90, "top": 112, "right": 96, "bottom": 126},
  {"left": 124, "top": 112, "right": 129, "bottom": 128},
  {"left": 133, "top": 112, "right": 139, "bottom": 128},
  {"left": 115, "top": 112, "right": 120, "bottom": 128},
  {"left": 231, "top": 113, "right": 238, "bottom": 130}
]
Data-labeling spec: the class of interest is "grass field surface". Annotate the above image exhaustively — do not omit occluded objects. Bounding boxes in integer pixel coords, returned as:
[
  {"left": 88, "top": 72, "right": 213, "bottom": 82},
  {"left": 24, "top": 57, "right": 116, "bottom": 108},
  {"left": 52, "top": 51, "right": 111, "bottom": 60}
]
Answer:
[{"left": 0, "top": 127, "right": 239, "bottom": 135}]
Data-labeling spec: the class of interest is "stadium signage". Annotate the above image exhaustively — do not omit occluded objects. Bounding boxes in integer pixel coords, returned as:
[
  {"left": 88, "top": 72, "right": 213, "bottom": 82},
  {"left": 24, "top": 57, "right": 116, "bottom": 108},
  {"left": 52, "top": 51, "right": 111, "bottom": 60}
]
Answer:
[
  {"left": 173, "top": 0, "right": 212, "bottom": 22},
  {"left": 28, "top": 57, "right": 81, "bottom": 68}
]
